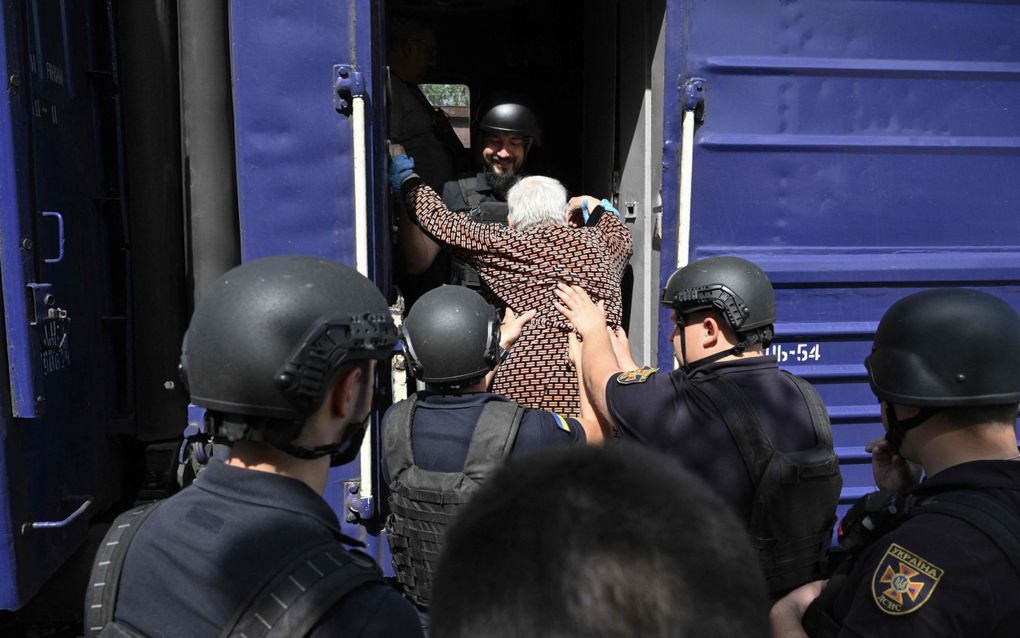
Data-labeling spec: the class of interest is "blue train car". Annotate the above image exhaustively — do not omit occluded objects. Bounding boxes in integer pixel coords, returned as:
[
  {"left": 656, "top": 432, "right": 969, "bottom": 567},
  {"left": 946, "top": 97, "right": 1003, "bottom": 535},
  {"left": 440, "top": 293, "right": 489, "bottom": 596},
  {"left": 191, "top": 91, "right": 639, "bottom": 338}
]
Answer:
[{"left": 0, "top": 0, "right": 1017, "bottom": 626}]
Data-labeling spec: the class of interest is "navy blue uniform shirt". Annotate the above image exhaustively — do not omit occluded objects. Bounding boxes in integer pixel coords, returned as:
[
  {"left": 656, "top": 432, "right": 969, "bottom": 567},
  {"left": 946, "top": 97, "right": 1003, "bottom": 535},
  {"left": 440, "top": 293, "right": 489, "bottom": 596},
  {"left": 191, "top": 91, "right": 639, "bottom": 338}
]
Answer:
[
  {"left": 115, "top": 460, "right": 422, "bottom": 638},
  {"left": 605, "top": 356, "right": 819, "bottom": 521},
  {"left": 381, "top": 391, "right": 584, "bottom": 483},
  {"left": 824, "top": 460, "right": 1020, "bottom": 637}
]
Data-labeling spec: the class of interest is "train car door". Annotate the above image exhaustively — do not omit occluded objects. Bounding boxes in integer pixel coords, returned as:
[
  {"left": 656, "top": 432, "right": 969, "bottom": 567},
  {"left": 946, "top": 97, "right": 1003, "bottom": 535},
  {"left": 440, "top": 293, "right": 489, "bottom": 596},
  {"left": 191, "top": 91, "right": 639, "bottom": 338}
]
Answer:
[
  {"left": 661, "top": 1, "right": 1020, "bottom": 519},
  {"left": 0, "top": 0, "right": 128, "bottom": 609},
  {"left": 227, "top": 0, "right": 391, "bottom": 557}
]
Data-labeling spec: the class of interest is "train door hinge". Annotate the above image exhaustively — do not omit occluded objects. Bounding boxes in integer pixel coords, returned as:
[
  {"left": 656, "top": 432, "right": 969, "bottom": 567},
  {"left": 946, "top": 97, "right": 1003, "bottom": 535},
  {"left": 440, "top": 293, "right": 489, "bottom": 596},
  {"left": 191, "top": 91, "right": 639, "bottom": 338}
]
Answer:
[{"left": 334, "top": 65, "right": 365, "bottom": 117}]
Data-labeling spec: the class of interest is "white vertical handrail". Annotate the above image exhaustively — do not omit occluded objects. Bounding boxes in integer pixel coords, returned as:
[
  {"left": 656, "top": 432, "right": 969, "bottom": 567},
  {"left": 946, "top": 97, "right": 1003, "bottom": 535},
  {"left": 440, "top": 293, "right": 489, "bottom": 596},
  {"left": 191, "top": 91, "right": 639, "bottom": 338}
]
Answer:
[
  {"left": 352, "top": 94, "right": 369, "bottom": 278},
  {"left": 350, "top": 92, "right": 373, "bottom": 507},
  {"left": 677, "top": 107, "right": 695, "bottom": 272}
]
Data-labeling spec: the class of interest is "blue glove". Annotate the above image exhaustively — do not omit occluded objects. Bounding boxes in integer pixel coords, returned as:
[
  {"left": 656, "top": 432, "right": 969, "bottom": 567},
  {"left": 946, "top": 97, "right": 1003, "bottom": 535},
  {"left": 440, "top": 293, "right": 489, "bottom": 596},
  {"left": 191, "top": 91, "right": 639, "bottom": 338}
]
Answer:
[
  {"left": 389, "top": 154, "right": 415, "bottom": 190},
  {"left": 600, "top": 198, "right": 622, "bottom": 219},
  {"left": 581, "top": 197, "right": 591, "bottom": 224}
]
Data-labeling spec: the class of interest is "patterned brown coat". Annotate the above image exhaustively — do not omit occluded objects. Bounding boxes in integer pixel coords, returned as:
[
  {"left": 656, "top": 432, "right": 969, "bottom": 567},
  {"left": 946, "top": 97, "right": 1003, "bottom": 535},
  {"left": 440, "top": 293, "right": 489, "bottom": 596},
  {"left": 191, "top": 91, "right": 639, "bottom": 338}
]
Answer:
[{"left": 405, "top": 183, "right": 633, "bottom": 413}]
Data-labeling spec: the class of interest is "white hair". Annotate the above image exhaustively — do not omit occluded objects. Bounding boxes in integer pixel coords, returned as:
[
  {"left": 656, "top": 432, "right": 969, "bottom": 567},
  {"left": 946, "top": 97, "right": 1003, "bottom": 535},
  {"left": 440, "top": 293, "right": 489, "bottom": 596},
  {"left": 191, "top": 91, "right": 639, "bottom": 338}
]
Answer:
[{"left": 507, "top": 176, "right": 568, "bottom": 230}]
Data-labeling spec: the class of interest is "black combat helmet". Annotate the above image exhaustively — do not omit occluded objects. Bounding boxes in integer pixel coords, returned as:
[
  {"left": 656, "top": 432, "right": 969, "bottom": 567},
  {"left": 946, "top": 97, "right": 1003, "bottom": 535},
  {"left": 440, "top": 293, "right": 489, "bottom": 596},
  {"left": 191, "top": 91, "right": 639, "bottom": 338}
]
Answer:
[
  {"left": 866, "top": 288, "right": 1020, "bottom": 407},
  {"left": 402, "top": 286, "right": 500, "bottom": 387},
  {"left": 662, "top": 255, "right": 776, "bottom": 349},
  {"left": 476, "top": 103, "right": 540, "bottom": 142},
  {"left": 180, "top": 255, "right": 397, "bottom": 447},
  {"left": 865, "top": 288, "right": 1020, "bottom": 450}
]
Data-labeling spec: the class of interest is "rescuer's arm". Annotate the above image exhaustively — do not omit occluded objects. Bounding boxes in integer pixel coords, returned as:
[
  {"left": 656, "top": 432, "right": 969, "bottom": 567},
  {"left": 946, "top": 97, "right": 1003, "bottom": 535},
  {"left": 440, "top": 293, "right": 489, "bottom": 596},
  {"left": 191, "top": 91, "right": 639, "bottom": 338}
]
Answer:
[
  {"left": 567, "top": 331, "right": 603, "bottom": 444},
  {"left": 769, "top": 580, "right": 826, "bottom": 638},
  {"left": 609, "top": 325, "right": 639, "bottom": 372},
  {"left": 389, "top": 144, "right": 442, "bottom": 274},
  {"left": 553, "top": 283, "right": 621, "bottom": 438}
]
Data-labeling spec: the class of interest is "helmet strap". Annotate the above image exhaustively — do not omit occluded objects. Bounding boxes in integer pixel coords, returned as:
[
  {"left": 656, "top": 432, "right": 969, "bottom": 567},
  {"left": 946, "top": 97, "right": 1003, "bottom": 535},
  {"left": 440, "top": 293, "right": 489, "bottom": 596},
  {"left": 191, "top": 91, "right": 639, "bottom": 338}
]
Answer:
[
  {"left": 677, "top": 312, "right": 753, "bottom": 374},
  {"left": 884, "top": 402, "right": 940, "bottom": 452}
]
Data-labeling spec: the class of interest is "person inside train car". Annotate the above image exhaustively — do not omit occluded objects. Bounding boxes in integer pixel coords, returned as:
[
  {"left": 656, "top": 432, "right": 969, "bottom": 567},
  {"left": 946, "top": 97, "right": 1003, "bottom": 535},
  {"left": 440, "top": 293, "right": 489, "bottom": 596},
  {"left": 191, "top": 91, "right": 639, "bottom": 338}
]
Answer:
[
  {"left": 396, "top": 101, "right": 542, "bottom": 305},
  {"left": 380, "top": 285, "right": 596, "bottom": 615},
  {"left": 388, "top": 15, "right": 468, "bottom": 309},
  {"left": 84, "top": 256, "right": 422, "bottom": 638},
  {"left": 771, "top": 288, "right": 1020, "bottom": 638},
  {"left": 554, "top": 255, "right": 842, "bottom": 599},
  {"left": 390, "top": 147, "right": 632, "bottom": 414},
  {"left": 428, "top": 444, "right": 770, "bottom": 638}
]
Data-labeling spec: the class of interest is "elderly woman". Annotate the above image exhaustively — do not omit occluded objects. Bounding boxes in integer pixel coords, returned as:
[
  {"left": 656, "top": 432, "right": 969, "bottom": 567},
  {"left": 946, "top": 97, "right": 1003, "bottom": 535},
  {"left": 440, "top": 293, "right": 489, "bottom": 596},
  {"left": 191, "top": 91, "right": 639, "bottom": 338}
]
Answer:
[{"left": 390, "top": 150, "right": 632, "bottom": 414}]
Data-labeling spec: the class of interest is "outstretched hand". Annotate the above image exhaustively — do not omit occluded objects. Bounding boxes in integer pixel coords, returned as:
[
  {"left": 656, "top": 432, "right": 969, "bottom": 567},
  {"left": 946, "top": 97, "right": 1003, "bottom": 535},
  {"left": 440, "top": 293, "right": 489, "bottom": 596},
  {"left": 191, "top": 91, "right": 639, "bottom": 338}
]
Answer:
[
  {"left": 553, "top": 283, "right": 607, "bottom": 338},
  {"left": 866, "top": 436, "right": 922, "bottom": 492},
  {"left": 500, "top": 307, "right": 537, "bottom": 349}
]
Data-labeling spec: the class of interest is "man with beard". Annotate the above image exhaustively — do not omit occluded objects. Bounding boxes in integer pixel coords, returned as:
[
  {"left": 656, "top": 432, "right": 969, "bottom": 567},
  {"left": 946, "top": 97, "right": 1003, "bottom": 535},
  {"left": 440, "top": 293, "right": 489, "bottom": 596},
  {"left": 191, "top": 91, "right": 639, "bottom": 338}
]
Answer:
[{"left": 397, "top": 103, "right": 540, "bottom": 305}]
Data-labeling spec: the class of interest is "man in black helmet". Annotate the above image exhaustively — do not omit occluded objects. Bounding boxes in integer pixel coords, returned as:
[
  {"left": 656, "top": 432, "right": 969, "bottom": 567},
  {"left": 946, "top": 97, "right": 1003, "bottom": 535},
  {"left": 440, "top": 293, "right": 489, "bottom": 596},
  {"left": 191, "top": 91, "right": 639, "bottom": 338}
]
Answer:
[
  {"left": 441, "top": 102, "right": 539, "bottom": 219},
  {"left": 85, "top": 256, "right": 422, "bottom": 638},
  {"left": 381, "top": 285, "right": 595, "bottom": 612},
  {"left": 396, "top": 102, "right": 541, "bottom": 304},
  {"left": 555, "top": 255, "right": 842, "bottom": 598},
  {"left": 772, "top": 288, "right": 1020, "bottom": 638}
]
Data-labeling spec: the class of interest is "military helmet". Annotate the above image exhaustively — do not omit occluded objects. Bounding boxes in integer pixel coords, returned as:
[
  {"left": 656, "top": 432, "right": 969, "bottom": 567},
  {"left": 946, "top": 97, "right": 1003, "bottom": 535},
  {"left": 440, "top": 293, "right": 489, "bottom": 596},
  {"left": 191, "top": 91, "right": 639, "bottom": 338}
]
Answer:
[
  {"left": 180, "top": 255, "right": 398, "bottom": 421},
  {"left": 866, "top": 288, "right": 1020, "bottom": 407},
  {"left": 402, "top": 286, "right": 500, "bottom": 386},
  {"left": 661, "top": 256, "right": 776, "bottom": 343},
  {"left": 476, "top": 103, "right": 539, "bottom": 140}
]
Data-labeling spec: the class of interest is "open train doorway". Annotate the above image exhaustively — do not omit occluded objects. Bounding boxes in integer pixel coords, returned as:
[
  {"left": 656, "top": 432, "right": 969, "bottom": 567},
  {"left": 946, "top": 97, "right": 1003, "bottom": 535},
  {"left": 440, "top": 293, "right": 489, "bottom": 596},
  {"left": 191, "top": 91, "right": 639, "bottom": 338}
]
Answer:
[{"left": 387, "top": 0, "right": 667, "bottom": 365}]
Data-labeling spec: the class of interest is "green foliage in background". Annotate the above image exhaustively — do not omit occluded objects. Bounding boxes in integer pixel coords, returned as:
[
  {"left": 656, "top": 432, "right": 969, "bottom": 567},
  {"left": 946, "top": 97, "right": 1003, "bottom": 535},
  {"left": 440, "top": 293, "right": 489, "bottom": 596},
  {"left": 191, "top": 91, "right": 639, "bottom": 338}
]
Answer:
[{"left": 420, "top": 84, "right": 469, "bottom": 107}]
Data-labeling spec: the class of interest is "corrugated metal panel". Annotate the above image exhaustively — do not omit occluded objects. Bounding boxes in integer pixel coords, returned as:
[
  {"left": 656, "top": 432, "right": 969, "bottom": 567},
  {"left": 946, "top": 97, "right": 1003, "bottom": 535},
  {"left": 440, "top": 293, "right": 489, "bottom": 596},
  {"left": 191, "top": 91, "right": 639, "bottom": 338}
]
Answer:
[{"left": 662, "top": 0, "right": 1020, "bottom": 518}]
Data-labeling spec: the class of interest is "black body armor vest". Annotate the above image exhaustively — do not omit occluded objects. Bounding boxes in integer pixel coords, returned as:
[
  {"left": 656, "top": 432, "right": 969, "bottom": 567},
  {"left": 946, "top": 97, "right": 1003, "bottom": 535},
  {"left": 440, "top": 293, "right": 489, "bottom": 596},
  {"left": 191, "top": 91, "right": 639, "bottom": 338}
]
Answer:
[
  {"left": 691, "top": 370, "right": 843, "bottom": 598},
  {"left": 383, "top": 394, "right": 525, "bottom": 608}
]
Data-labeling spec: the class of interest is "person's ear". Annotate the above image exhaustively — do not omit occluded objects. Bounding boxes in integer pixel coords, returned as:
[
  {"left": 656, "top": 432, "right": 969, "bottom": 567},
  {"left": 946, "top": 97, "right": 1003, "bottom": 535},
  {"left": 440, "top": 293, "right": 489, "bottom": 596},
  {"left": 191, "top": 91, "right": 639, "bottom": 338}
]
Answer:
[
  {"left": 701, "top": 316, "right": 721, "bottom": 349},
  {"left": 524, "top": 138, "right": 534, "bottom": 154},
  {"left": 330, "top": 366, "right": 365, "bottom": 419}
]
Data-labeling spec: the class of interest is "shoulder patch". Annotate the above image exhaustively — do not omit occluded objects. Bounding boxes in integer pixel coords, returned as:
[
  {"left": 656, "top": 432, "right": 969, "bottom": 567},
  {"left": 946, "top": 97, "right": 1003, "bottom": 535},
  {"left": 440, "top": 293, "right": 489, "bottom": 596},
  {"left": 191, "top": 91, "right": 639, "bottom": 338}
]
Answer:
[
  {"left": 871, "top": 543, "right": 944, "bottom": 616},
  {"left": 551, "top": 413, "right": 571, "bottom": 433},
  {"left": 615, "top": 367, "right": 659, "bottom": 385}
]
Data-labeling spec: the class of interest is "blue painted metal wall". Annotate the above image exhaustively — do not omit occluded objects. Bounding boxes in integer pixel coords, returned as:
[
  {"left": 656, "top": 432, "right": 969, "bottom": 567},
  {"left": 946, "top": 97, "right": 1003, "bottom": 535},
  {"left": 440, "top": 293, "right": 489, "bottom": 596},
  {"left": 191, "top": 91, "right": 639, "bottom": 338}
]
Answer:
[
  {"left": 0, "top": 0, "right": 127, "bottom": 609},
  {"left": 228, "top": 0, "right": 390, "bottom": 557},
  {"left": 660, "top": 0, "right": 1020, "bottom": 518}
]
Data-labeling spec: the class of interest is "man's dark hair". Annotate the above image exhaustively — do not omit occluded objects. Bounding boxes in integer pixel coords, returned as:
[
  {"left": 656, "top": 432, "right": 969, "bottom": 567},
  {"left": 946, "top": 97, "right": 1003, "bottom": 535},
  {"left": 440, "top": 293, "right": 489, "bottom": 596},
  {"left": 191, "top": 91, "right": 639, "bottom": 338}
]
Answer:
[
  {"left": 429, "top": 445, "right": 769, "bottom": 638},
  {"left": 942, "top": 403, "right": 1019, "bottom": 429}
]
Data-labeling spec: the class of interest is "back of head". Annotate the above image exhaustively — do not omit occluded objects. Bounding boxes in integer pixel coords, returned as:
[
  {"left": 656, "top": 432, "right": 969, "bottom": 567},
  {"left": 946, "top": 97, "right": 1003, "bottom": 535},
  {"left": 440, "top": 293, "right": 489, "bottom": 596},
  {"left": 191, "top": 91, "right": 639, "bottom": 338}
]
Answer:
[
  {"left": 402, "top": 285, "right": 500, "bottom": 390},
  {"left": 476, "top": 102, "right": 540, "bottom": 141},
  {"left": 507, "top": 176, "right": 567, "bottom": 230},
  {"left": 180, "top": 255, "right": 397, "bottom": 441},
  {"left": 661, "top": 255, "right": 776, "bottom": 347},
  {"left": 430, "top": 445, "right": 769, "bottom": 638},
  {"left": 866, "top": 288, "right": 1020, "bottom": 409}
]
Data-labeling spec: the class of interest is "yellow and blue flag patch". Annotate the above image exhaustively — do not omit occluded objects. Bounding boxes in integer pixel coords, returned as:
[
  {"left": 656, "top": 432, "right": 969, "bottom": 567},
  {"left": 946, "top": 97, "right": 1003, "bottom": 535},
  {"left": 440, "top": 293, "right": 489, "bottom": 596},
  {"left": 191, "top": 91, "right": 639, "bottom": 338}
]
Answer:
[
  {"left": 871, "top": 543, "right": 944, "bottom": 616},
  {"left": 551, "top": 413, "right": 571, "bottom": 433}
]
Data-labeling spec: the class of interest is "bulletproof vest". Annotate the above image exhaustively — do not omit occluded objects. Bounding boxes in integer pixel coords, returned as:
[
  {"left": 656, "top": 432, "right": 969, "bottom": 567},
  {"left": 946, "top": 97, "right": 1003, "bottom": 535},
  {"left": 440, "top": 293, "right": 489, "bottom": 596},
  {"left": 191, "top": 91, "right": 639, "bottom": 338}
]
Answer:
[
  {"left": 448, "top": 176, "right": 508, "bottom": 292},
  {"left": 85, "top": 502, "right": 383, "bottom": 638},
  {"left": 384, "top": 394, "right": 525, "bottom": 608},
  {"left": 691, "top": 370, "right": 843, "bottom": 598}
]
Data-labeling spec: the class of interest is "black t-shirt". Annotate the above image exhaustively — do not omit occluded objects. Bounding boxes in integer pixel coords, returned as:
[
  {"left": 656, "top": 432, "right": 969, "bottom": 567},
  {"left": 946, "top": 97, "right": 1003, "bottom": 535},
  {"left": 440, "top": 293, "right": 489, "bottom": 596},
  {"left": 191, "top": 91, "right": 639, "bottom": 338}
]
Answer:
[
  {"left": 605, "top": 356, "right": 821, "bottom": 521},
  {"left": 824, "top": 460, "right": 1020, "bottom": 637},
  {"left": 115, "top": 461, "right": 422, "bottom": 638}
]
